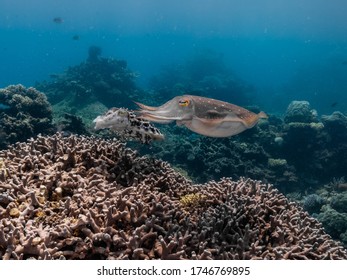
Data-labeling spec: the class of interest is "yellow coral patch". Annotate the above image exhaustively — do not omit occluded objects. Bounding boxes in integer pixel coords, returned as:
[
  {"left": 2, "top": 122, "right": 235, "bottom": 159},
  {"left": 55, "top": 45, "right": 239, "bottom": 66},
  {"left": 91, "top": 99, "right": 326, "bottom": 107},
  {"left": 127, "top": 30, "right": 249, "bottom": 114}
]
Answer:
[
  {"left": 180, "top": 193, "right": 207, "bottom": 208},
  {"left": 9, "top": 208, "right": 20, "bottom": 217},
  {"left": 35, "top": 210, "right": 46, "bottom": 218}
]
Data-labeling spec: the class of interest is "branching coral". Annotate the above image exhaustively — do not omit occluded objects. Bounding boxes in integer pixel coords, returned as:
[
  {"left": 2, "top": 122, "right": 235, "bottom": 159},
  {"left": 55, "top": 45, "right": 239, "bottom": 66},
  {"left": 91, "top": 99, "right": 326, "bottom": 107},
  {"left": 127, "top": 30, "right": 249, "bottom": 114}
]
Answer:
[
  {"left": 0, "top": 158, "right": 8, "bottom": 180},
  {"left": 179, "top": 193, "right": 207, "bottom": 209},
  {"left": 0, "top": 133, "right": 346, "bottom": 260}
]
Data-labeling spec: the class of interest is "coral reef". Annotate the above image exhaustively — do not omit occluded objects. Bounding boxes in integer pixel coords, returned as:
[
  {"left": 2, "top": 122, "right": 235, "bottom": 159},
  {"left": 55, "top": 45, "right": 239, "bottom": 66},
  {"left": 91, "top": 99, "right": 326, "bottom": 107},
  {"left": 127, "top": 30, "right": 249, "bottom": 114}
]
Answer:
[
  {"left": 322, "top": 111, "right": 347, "bottom": 140},
  {"left": 284, "top": 100, "right": 318, "bottom": 123},
  {"left": 0, "top": 133, "right": 346, "bottom": 260},
  {"left": 282, "top": 101, "right": 325, "bottom": 182},
  {"left": 318, "top": 112, "right": 347, "bottom": 178},
  {"left": 330, "top": 193, "right": 347, "bottom": 213},
  {"left": 317, "top": 208, "right": 347, "bottom": 243},
  {"left": 268, "top": 158, "right": 287, "bottom": 168},
  {"left": 142, "top": 115, "right": 298, "bottom": 191},
  {"left": 58, "top": 113, "right": 90, "bottom": 136},
  {"left": 155, "top": 101, "right": 342, "bottom": 192},
  {"left": 36, "top": 46, "right": 143, "bottom": 129},
  {"left": 325, "top": 177, "right": 347, "bottom": 191},
  {"left": 303, "top": 194, "right": 325, "bottom": 214},
  {"left": 297, "top": 179, "right": 347, "bottom": 248},
  {"left": 134, "top": 102, "right": 347, "bottom": 248},
  {"left": 34, "top": 50, "right": 345, "bottom": 191},
  {"left": 0, "top": 84, "right": 54, "bottom": 149},
  {"left": 6, "top": 53, "right": 345, "bottom": 251}
]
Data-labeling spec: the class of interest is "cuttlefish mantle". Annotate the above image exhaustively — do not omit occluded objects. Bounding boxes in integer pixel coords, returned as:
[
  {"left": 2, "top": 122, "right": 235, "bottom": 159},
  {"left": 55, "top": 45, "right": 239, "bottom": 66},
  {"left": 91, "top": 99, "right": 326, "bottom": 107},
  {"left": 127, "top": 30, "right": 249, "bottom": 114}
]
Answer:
[{"left": 135, "top": 95, "right": 268, "bottom": 137}]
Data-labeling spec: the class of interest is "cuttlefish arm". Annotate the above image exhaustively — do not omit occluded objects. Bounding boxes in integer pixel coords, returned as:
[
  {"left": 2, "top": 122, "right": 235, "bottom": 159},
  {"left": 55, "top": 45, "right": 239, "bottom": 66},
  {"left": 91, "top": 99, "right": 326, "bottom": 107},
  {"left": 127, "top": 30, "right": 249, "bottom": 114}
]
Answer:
[
  {"left": 134, "top": 101, "right": 175, "bottom": 123},
  {"left": 133, "top": 101, "right": 158, "bottom": 111},
  {"left": 134, "top": 96, "right": 194, "bottom": 124},
  {"left": 136, "top": 112, "right": 179, "bottom": 124}
]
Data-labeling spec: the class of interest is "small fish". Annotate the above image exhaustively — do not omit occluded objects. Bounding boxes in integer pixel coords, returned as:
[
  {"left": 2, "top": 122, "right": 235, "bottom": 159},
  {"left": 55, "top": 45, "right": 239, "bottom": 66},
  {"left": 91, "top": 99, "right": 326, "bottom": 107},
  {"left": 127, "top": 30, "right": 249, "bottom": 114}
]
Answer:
[
  {"left": 135, "top": 95, "right": 268, "bottom": 137},
  {"left": 93, "top": 107, "right": 164, "bottom": 144},
  {"left": 53, "top": 17, "right": 63, "bottom": 24},
  {"left": 331, "top": 102, "right": 338, "bottom": 108},
  {"left": 72, "top": 35, "right": 80, "bottom": 41}
]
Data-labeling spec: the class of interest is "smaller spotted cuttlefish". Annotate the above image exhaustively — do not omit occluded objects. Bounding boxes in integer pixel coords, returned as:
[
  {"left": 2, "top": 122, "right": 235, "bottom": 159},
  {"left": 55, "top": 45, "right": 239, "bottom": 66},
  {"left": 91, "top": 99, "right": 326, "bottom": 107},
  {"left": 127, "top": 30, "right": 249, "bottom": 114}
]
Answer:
[
  {"left": 93, "top": 107, "right": 164, "bottom": 144},
  {"left": 135, "top": 95, "right": 268, "bottom": 137}
]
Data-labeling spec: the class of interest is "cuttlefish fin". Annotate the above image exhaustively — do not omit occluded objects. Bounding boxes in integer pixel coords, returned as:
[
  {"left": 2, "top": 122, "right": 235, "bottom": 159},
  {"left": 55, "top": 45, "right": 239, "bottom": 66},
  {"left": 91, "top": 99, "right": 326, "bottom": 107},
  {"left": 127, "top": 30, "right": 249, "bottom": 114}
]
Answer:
[
  {"left": 194, "top": 116, "right": 247, "bottom": 127},
  {"left": 258, "top": 111, "right": 268, "bottom": 119},
  {"left": 183, "top": 117, "right": 247, "bottom": 137},
  {"left": 243, "top": 111, "right": 268, "bottom": 127},
  {"left": 133, "top": 101, "right": 159, "bottom": 111}
]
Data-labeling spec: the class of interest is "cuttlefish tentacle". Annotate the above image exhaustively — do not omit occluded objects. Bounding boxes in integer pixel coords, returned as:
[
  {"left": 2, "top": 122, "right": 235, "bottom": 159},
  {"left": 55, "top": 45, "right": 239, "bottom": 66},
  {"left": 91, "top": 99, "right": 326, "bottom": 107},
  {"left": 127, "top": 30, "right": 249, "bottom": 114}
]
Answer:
[
  {"left": 135, "top": 95, "right": 267, "bottom": 137},
  {"left": 133, "top": 101, "right": 158, "bottom": 111},
  {"left": 135, "top": 97, "right": 194, "bottom": 123},
  {"left": 134, "top": 101, "right": 176, "bottom": 124},
  {"left": 136, "top": 112, "right": 179, "bottom": 124}
]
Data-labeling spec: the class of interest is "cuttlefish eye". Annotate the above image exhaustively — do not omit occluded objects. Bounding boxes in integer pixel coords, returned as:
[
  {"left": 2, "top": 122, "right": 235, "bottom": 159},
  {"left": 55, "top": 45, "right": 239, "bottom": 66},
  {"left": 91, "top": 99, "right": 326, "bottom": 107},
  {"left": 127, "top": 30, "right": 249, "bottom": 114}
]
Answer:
[{"left": 178, "top": 99, "right": 190, "bottom": 107}]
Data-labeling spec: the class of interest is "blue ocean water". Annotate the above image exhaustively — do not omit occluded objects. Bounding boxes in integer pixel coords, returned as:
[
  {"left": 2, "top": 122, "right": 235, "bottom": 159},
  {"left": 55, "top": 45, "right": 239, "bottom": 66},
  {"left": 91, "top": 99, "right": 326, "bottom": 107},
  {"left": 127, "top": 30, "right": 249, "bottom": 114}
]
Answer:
[
  {"left": 0, "top": 103, "right": 10, "bottom": 110},
  {"left": 1, "top": 0, "right": 347, "bottom": 114}
]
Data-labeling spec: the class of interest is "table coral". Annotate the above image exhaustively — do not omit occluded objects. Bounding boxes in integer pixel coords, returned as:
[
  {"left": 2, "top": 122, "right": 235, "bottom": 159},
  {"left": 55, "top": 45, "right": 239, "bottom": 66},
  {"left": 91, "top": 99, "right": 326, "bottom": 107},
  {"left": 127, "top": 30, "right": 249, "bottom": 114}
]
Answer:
[{"left": 0, "top": 133, "right": 346, "bottom": 260}]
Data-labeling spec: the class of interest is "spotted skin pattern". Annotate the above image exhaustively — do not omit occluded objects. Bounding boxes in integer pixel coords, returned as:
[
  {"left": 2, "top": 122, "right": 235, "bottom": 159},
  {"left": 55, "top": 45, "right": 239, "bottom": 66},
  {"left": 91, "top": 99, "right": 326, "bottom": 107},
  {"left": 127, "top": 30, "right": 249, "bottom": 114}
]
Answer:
[{"left": 93, "top": 108, "right": 164, "bottom": 144}]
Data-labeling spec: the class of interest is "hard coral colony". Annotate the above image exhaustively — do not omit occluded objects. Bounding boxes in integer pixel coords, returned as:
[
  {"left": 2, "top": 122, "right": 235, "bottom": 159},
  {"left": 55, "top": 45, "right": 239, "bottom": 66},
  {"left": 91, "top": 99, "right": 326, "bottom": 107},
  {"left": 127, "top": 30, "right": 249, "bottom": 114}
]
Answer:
[
  {"left": 0, "top": 85, "right": 53, "bottom": 149},
  {"left": 0, "top": 134, "right": 346, "bottom": 260}
]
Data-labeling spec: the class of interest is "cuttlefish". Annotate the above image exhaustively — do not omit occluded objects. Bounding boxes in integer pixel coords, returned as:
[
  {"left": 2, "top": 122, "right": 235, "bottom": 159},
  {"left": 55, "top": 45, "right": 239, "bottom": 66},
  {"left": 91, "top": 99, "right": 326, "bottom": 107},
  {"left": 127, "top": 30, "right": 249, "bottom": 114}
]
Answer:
[
  {"left": 93, "top": 107, "right": 164, "bottom": 143},
  {"left": 135, "top": 95, "right": 268, "bottom": 137}
]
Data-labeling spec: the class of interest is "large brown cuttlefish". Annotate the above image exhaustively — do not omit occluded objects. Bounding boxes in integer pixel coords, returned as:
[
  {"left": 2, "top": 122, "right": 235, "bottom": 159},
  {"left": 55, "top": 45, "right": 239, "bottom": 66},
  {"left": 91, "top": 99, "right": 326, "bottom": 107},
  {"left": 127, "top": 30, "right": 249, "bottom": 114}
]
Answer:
[{"left": 135, "top": 95, "right": 268, "bottom": 137}]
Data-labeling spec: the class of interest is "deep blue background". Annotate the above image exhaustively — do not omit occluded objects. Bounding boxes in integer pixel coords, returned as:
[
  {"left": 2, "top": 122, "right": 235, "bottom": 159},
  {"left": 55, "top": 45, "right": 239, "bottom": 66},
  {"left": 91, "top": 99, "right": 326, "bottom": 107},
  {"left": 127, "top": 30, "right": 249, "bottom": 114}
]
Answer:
[{"left": 1, "top": 0, "right": 347, "bottom": 114}]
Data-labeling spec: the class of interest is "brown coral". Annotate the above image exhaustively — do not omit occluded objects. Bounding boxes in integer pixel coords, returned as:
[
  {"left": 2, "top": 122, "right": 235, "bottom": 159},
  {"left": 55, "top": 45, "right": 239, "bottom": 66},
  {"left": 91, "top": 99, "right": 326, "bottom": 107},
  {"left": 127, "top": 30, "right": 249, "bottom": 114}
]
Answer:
[{"left": 0, "top": 133, "right": 346, "bottom": 260}]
